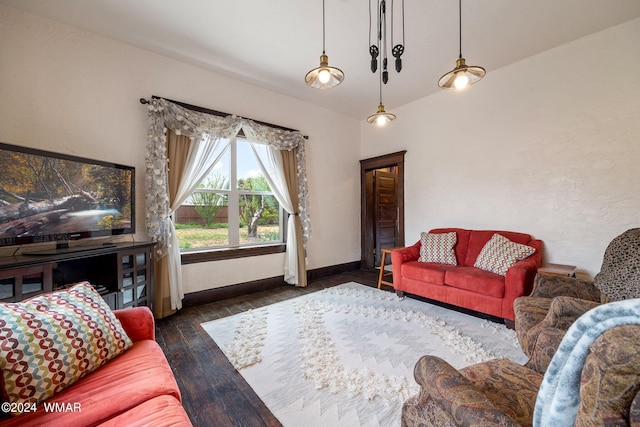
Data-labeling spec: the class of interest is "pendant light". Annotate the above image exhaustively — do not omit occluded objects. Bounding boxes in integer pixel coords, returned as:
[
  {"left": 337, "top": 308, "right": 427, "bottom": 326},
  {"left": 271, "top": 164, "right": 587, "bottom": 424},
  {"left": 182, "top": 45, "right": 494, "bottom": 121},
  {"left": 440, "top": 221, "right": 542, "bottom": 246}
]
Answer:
[
  {"left": 305, "top": 0, "right": 344, "bottom": 89},
  {"left": 367, "top": 68, "right": 396, "bottom": 126},
  {"left": 438, "top": 0, "right": 485, "bottom": 90}
]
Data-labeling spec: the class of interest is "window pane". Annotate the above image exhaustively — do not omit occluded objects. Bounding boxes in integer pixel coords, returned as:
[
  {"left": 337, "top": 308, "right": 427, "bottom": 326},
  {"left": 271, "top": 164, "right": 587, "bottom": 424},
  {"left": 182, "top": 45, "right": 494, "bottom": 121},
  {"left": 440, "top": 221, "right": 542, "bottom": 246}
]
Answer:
[
  {"left": 176, "top": 137, "right": 284, "bottom": 253},
  {"left": 204, "top": 146, "right": 230, "bottom": 190},
  {"left": 238, "top": 194, "right": 281, "bottom": 245},
  {"left": 175, "top": 193, "right": 229, "bottom": 249},
  {"left": 237, "top": 140, "right": 269, "bottom": 190}
]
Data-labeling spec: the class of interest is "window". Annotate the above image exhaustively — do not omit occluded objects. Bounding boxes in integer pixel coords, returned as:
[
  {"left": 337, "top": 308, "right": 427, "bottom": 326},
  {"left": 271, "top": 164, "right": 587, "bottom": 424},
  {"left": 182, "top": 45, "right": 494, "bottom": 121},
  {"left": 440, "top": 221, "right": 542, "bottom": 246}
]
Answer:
[{"left": 175, "top": 138, "right": 284, "bottom": 252}]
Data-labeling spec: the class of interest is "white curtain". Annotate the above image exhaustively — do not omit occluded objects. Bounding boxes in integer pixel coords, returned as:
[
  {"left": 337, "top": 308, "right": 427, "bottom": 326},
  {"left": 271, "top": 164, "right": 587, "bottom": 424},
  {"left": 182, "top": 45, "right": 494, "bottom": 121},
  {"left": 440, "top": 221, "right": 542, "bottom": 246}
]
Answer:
[
  {"left": 145, "top": 98, "right": 310, "bottom": 311},
  {"left": 249, "top": 142, "right": 298, "bottom": 283},
  {"left": 165, "top": 135, "right": 230, "bottom": 310}
]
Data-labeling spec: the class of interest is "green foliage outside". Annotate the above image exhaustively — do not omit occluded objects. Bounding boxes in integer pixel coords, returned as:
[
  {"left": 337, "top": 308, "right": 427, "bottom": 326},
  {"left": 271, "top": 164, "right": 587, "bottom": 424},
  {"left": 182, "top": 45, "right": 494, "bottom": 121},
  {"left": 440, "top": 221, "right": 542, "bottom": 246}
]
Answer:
[
  {"left": 175, "top": 223, "right": 279, "bottom": 249},
  {"left": 191, "top": 174, "right": 228, "bottom": 227},
  {"left": 175, "top": 175, "right": 280, "bottom": 249},
  {"left": 238, "top": 176, "right": 279, "bottom": 237}
]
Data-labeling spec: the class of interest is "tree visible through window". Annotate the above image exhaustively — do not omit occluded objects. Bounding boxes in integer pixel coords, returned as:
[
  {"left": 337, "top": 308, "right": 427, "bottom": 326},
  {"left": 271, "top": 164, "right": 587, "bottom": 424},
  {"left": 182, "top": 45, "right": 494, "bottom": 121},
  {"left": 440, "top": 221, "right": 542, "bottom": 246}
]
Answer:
[{"left": 174, "top": 138, "right": 283, "bottom": 251}]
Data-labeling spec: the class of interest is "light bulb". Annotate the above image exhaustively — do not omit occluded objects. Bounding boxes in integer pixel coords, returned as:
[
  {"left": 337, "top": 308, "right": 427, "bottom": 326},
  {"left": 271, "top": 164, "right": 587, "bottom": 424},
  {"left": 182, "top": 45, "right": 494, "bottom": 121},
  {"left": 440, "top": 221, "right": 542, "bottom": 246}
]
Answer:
[
  {"left": 454, "top": 71, "right": 469, "bottom": 90},
  {"left": 318, "top": 69, "right": 331, "bottom": 84},
  {"left": 376, "top": 114, "right": 389, "bottom": 126}
]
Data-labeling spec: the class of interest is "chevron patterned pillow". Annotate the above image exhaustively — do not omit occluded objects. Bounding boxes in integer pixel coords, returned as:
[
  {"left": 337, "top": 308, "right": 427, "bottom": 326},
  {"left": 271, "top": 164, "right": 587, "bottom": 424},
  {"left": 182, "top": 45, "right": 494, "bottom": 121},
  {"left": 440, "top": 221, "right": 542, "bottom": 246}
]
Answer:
[
  {"left": 474, "top": 233, "right": 536, "bottom": 276},
  {"left": 419, "top": 231, "right": 458, "bottom": 265},
  {"left": 0, "top": 281, "right": 132, "bottom": 414}
]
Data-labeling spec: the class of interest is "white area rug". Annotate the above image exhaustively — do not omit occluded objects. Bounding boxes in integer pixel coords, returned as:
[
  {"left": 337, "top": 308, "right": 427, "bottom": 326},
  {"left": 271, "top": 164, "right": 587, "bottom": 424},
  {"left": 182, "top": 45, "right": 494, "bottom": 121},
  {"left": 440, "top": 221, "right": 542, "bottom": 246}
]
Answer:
[{"left": 201, "top": 282, "right": 527, "bottom": 427}]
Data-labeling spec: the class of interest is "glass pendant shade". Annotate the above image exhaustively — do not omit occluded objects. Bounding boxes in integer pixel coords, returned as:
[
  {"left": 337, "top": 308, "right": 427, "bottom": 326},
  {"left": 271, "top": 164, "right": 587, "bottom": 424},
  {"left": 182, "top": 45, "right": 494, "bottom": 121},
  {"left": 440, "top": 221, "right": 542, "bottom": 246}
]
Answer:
[
  {"left": 367, "top": 104, "right": 396, "bottom": 126},
  {"left": 438, "top": 57, "right": 485, "bottom": 90},
  {"left": 305, "top": 54, "right": 344, "bottom": 89},
  {"left": 306, "top": 0, "right": 343, "bottom": 89},
  {"left": 438, "top": 0, "right": 485, "bottom": 90}
]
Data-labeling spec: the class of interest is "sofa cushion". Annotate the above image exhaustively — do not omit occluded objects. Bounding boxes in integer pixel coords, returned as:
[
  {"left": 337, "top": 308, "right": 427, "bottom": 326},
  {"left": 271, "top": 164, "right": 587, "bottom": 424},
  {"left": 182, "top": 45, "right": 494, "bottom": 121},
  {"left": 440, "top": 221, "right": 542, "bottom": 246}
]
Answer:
[
  {"left": 474, "top": 234, "right": 536, "bottom": 276},
  {"left": 419, "top": 232, "right": 457, "bottom": 265},
  {"left": 0, "top": 282, "right": 132, "bottom": 413},
  {"left": 464, "top": 230, "right": 532, "bottom": 267},
  {"left": 0, "top": 340, "right": 181, "bottom": 427},
  {"left": 445, "top": 267, "right": 506, "bottom": 298},
  {"left": 97, "top": 395, "right": 192, "bottom": 427},
  {"left": 402, "top": 261, "right": 450, "bottom": 286}
]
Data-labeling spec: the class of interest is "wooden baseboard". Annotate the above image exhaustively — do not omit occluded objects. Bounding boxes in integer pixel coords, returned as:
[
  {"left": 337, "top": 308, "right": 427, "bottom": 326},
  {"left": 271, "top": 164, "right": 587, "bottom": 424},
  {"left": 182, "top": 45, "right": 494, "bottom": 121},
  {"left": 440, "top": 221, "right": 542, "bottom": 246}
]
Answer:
[{"left": 182, "top": 260, "right": 361, "bottom": 308}]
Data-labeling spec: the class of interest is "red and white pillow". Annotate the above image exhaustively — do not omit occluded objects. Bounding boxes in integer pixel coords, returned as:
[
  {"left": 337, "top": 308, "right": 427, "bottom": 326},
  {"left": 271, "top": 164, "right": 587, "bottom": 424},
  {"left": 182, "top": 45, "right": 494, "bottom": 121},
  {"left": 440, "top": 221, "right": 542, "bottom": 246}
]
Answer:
[
  {"left": 474, "top": 233, "right": 535, "bottom": 276},
  {"left": 419, "top": 231, "right": 458, "bottom": 265},
  {"left": 0, "top": 282, "right": 132, "bottom": 414}
]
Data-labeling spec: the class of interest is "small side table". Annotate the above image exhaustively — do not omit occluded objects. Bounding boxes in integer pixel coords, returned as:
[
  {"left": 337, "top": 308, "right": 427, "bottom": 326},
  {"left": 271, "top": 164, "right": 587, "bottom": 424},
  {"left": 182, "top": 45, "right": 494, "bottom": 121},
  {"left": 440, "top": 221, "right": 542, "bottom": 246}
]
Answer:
[
  {"left": 377, "top": 247, "right": 403, "bottom": 289},
  {"left": 538, "top": 263, "right": 577, "bottom": 277}
]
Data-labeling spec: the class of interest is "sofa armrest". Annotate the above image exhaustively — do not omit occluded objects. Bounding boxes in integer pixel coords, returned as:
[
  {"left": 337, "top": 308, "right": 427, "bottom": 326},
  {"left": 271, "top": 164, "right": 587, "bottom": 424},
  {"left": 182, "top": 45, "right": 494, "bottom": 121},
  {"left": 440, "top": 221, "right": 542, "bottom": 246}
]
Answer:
[
  {"left": 114, "top": 306, "right": 155, "bottom": 342},
  {"left": 502, "top": 258, "right": 539, "bottom": 321},
  {"left": 541, "top": 295, "right": 600, "bottom": 330},
  {"left": 524, "top": 297, "right": 604, "bottom": 374},
  {"left": 390, "top": 241, "right": 420, "bottom": 291},
  {"left": 390, "top": 241, "right": 420, "bottom": 265},
  {"left": 530, "top": 273, "right": 601, "bottom": 301},
  {"left": 413, "top": 355, "right": 520, "bottom": 426},
  {"left": 526, "top": 327, "right": 566, "bottom": 374}
]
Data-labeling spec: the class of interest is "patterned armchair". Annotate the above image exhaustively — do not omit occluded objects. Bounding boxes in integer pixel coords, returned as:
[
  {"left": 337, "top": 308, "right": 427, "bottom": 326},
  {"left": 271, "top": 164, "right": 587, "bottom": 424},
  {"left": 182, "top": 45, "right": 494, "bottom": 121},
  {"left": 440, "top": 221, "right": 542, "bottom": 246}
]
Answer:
[
  {"left": 401, "top": 322, "right": 640, "bottom": 427},
  {"left": 513, "top": 228, "right": 640, "bottom": 373}
]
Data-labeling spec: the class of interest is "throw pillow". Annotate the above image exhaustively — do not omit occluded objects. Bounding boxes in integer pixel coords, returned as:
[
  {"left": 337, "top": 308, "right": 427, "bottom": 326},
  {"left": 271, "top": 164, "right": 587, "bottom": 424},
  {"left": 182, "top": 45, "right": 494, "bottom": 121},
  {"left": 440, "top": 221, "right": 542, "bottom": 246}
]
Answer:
[
  {"left": 474, "top": 233, "right": 536, "bottom": 276},
  {"left": 0, "top": 281, "right": 132, "bottom": 414},
  {"left": 419, "top": 231, "right": 458, "bottom": 265}
]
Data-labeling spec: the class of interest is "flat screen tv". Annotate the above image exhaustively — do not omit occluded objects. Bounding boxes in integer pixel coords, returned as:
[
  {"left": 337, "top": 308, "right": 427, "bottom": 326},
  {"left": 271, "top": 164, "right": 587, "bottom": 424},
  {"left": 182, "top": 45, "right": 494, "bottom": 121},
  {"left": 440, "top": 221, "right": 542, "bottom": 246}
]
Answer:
[{"left": 0, "top": 142, "right": 135, "bottom": 254}]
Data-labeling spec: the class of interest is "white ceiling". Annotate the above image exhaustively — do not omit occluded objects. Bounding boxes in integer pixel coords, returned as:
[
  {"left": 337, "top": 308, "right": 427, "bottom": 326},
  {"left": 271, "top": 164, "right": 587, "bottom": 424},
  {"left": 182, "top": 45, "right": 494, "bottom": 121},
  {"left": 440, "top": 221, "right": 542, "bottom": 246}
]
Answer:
[{"left": 3, "top": 0, "right": 640, "bottom": 120}]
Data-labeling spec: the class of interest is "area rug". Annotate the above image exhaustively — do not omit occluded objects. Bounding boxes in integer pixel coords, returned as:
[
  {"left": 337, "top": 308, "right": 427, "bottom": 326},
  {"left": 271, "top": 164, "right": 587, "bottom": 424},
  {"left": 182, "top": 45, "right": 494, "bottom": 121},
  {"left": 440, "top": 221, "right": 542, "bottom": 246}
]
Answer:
[{"left": 201, "top": 282, "right": 527, "bottom": 426}]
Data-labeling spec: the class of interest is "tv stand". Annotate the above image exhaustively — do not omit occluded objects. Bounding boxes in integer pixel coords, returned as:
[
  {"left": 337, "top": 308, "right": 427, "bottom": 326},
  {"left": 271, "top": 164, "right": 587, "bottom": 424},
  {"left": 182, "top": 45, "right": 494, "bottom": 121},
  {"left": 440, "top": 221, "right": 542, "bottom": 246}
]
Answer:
[
  {"left": 23, "top": 243, "right": 117, "bottom": 256},
  {"left": 0, "top": 242, "right": 155, "bottom": 311}
]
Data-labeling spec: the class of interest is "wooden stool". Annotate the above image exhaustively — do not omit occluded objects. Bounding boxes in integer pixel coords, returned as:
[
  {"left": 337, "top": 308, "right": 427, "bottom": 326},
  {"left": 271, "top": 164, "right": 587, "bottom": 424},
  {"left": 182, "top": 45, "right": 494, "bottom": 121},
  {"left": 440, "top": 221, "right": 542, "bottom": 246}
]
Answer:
[{"left": 377, "top": 247, "right": 402, "bottom": 289}]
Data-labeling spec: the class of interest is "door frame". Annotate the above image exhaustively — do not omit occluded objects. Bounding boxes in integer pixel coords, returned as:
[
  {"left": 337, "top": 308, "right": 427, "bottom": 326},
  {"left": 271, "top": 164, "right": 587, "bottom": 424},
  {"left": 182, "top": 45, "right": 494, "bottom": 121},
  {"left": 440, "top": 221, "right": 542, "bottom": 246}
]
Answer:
[{"left": 360, "top": 151, "right": 407, "bottom": 270}]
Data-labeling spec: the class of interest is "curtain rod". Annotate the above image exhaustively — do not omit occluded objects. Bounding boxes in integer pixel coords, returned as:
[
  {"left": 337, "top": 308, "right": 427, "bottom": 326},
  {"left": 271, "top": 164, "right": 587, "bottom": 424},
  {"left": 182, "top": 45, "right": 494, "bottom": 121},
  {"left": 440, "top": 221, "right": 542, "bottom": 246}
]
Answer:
[{"left": 139, "top": 96, "right": 309, "bottom": 139}]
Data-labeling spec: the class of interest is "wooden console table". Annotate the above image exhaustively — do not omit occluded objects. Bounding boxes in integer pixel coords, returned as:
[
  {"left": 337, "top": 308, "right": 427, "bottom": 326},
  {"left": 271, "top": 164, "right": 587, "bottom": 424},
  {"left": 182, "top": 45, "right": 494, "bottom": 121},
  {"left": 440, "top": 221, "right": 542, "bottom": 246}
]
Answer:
[
  {"left": 538, "top": 263, "right": 577, "bottom": 277},
  {"left": 0, "top": 242, "right": 155, "bottom": 311}
]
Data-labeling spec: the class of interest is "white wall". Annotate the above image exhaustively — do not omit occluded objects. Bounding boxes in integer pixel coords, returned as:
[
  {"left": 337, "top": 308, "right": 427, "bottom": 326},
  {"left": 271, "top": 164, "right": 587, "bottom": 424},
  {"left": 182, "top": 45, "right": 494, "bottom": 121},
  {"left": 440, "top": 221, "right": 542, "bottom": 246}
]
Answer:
[
  {"left": 0, "top": 5, "right": 362, "bottom": 294},
  {"left": 361, "top": 18, "right": 640, "bottom": 278}
]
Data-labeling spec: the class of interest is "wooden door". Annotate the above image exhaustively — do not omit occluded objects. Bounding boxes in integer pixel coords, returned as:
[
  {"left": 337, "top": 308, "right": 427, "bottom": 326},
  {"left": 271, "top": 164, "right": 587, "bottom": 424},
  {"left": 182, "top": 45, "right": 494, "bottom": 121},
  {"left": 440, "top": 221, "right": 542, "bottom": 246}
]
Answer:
[
  {"left": 374, "top": 170, "right": 399, "bottom": 265},
  {"left": 360, "top": 151, "right": 406, "bottom": 270}
]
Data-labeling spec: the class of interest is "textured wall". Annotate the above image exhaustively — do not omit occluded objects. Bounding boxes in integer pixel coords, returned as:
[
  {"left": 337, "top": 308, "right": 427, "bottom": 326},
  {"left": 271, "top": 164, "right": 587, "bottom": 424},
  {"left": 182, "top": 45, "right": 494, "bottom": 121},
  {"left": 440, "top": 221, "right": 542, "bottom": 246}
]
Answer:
[{"left": 361, "top": 18, "right": 640, "bottom": 278}]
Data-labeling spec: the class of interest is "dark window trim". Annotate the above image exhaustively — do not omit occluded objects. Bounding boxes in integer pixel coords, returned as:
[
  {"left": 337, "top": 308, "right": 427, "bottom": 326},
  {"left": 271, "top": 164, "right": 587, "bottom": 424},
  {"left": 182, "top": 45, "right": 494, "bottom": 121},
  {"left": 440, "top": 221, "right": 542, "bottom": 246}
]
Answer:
[{"left": 181, "top": 243, "right": 286, "bottom": 265}]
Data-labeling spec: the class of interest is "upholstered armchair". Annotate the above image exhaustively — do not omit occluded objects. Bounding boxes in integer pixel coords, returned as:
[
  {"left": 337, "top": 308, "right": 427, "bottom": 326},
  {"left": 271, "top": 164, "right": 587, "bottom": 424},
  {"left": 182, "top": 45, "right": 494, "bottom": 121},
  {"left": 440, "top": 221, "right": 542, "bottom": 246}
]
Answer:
[
  {"left": 402, "top": 321, "right": 640, "bottom": 427},
  {"left": 513, "top": 228, "right": 640, "bottom": 373}
]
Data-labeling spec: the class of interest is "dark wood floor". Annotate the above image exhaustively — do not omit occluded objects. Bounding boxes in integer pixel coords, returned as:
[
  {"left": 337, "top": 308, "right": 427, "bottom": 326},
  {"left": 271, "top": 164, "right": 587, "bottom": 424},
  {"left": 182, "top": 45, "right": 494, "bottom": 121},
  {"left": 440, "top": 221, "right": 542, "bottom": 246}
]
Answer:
[{"left": 155, "top": 269, "right": 382, "bottom": 427}]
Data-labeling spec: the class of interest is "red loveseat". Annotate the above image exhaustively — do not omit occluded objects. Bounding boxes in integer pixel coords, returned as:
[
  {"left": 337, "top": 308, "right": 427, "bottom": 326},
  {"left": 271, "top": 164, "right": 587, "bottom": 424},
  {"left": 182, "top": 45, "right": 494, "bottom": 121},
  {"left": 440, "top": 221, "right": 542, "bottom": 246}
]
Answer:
[
  {"left": 391, "top": 228, "right": 542, "bottom": 322},
  {"left": 0, "top": 306, "right": 192, "bottom": 427}
]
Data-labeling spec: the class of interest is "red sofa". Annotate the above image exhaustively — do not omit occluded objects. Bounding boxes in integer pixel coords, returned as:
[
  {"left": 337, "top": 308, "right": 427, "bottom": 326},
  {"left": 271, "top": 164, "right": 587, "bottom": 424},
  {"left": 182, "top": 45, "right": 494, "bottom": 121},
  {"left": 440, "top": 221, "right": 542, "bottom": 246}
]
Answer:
[
  {"left": 0, "top": 306, "right": 192, "bottom": 427},
  {"left": 391, "top": 228, "right": 542, "bottom": 322}
]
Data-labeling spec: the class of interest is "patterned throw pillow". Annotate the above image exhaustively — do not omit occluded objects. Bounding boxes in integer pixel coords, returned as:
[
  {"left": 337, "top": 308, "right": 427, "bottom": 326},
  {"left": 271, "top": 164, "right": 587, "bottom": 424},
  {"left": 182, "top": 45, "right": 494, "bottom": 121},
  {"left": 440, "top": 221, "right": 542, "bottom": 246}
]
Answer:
[
  {"left": 474, "top": 233, "right": 536, "bottom": 276},
  {"left": 419, "top": 231, "right": 458, "bottom": 265},
  {"left": 0, "top": 281, "right": 132, "bottom": 414}
]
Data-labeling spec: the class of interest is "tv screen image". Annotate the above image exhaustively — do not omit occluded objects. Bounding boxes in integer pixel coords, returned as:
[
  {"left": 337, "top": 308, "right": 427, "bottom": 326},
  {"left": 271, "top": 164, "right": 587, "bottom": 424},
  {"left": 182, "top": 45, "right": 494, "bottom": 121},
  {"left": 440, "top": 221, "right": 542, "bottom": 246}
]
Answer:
[{"left": 0, "top": 142, "right": 135, "bottom": 249}]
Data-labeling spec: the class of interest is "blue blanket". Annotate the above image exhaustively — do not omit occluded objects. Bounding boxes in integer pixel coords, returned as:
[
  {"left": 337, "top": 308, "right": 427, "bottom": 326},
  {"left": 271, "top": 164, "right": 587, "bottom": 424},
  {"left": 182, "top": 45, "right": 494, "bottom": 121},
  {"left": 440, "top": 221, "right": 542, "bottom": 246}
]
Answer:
[{"left": 533, "top": 298, "right": 640, "bottom": 426}]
